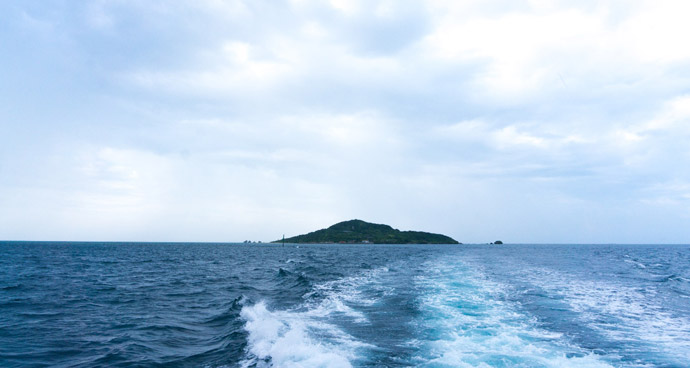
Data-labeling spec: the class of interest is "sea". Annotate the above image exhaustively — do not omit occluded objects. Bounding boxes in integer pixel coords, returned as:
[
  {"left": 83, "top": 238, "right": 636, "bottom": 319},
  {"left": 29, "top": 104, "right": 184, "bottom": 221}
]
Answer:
[{"left": 1, "top": 242, "right": 689, "bottom": 368}]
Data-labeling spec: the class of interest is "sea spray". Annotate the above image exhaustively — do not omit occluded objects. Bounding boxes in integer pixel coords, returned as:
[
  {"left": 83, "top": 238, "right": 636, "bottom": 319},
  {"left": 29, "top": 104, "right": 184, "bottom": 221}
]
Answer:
[
  {"left": 239, "top": 301, "right": 357, "bottom": 368},
  {"left": 238, "top": 266, "right": 397, "bottom": 367}
]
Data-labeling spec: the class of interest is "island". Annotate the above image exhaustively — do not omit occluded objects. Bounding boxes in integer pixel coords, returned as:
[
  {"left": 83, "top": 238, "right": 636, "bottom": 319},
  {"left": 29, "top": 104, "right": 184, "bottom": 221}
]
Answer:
[{"left": 273, "top": 219, "right": 460, "bottom": 244}]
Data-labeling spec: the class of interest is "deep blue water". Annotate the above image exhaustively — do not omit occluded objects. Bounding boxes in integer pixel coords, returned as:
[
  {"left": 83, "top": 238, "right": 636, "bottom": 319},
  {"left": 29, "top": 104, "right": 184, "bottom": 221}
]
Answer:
[{"left": 1, "top": 242, "right": 689, "bottom": 367}]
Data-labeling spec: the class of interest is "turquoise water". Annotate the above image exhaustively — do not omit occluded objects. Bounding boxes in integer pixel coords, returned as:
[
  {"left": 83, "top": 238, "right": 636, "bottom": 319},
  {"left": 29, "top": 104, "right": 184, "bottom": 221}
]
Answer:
[{"left": 1, "top": 242, "right": 688, "bottom": 367}]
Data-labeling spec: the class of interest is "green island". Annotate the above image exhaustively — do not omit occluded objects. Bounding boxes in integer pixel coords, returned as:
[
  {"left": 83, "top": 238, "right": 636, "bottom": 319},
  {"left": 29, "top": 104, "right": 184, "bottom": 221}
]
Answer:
[{"left": 273, "top": 219, "right": 460, "bottom": 244}]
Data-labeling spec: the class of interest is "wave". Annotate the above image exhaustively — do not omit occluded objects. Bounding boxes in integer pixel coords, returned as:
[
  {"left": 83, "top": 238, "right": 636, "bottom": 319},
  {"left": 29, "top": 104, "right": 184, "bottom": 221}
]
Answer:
[
  {"left": 202, "top": 295, "right": 246, "bottom": 327},
  {"left": 239, "top": 301, "right": 361, "bottom": 368},
  {"left": 273, "top": 268, "right": 313, "bottom": 296},
  {"left": 0, "top": 283, "right": 22, "bottom": 291},
  {"left": 238, "top": 266, "right": 394, "bottom": 367},
  {"left": 623, "top": 258, "right": 647, "bottom": 269},
  {"left": 651, "top": 273, "right": 690, "bottom": 283}
]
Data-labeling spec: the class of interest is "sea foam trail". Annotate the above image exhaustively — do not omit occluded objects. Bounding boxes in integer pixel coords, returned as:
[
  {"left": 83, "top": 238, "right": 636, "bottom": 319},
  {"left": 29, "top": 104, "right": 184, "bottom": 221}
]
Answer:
[
  {"left": 240, "top": 301, "right": 357, "bottom": 368},
  {"left": 516, "top": 265, "right": 690, "bottom": 365},
  {"left": 411, "top": 258, "right": 615, "bottom": 368},
  {"left": 238, "top": 267, "right": 391, "bottom": 367}
]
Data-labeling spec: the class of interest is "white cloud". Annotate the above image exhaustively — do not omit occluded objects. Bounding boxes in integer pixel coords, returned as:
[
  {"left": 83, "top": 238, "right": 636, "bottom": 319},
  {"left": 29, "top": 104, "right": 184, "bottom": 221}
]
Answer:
[
  {"left": 329, "top": 0, "right": 360, "bottom": 15},
  {"left": 127, "top": 40, "right": 294, "bottom": 94},
  {"left": 643, "top": 95, "right": 690, "bottom": 133},
  {"left": 618, "top": 1, "right": 690, "bottom": 64},
  {"left": 610, "top": 94, "right": 690, "bottom": 151},
  {"left": 419, "top": 4, "right": 601, "bottom": 97},
  {"left": 415, "top": 1, "right": 690, "bottom": 105},
  {"left": 433, "top": 119, "right": 591, "bottom": 152}
]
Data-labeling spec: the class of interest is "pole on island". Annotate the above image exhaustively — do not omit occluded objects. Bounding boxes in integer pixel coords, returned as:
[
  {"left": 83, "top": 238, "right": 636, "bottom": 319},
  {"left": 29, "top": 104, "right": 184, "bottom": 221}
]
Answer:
[{"left": 282, "top": 234, "right": 285, "bottom": 247}]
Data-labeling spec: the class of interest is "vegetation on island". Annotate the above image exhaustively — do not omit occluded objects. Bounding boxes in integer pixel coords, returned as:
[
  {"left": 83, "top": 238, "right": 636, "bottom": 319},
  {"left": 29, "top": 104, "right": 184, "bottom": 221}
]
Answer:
[{"left": 273, "top": 219, "right": 460, "bottom": 244}]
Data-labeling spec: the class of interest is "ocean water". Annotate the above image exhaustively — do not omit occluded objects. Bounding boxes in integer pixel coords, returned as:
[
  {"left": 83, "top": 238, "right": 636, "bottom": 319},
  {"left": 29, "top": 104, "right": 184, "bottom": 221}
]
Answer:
[{"left": 1, "top": 242, "right": 689, "bottom": 367}]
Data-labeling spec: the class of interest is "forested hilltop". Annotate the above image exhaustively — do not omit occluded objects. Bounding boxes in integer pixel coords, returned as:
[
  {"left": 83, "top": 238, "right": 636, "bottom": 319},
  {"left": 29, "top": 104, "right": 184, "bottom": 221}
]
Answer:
[{"left": 274, "top": 219, "right": 460, "bottom": 244}]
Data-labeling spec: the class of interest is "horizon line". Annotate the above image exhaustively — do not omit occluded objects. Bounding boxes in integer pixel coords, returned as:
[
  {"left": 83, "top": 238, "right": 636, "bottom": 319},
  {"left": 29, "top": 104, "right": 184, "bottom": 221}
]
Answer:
[{"left": 1, "top": 240, "right": 689, "bottom": 246}]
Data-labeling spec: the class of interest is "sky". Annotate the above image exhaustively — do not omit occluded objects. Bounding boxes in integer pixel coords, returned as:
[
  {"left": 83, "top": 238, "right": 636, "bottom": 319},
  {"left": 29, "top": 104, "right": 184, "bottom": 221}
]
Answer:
[{"left": 1, "top": 0, "right": 689, "bottom": 243}]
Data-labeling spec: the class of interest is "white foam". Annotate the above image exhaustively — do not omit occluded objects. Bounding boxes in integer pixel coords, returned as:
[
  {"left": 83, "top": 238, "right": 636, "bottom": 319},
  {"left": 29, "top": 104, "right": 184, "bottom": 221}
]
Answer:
[
  {"left": 516, "top": 265, "right": 690, "bottom": 363},
  {"left": 240, "top": 301, "right": 361, "bottom": 368},
  {"left": 305, "top": 266, "right": 394, "bottom": 316},
  {"left": 411, "top": 258, "right": 616, "bottom": 368},
  {"left": 624, "top": 259, "right": 647, "bottom": 268},
  {"left": 238, "top": 267, "right": 394, "bottom": 367}
]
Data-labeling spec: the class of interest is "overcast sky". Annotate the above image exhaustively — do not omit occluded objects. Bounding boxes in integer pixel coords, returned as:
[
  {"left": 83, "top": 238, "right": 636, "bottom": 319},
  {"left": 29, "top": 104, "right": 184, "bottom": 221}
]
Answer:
[{"left": 1, "top": 0, "right": 689, "bottom": 243}]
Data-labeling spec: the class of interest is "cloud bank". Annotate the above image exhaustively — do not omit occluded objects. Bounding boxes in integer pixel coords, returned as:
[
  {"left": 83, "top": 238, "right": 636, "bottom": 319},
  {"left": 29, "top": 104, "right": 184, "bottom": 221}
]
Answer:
[{"left": 1, "top": 0, "right": 689, "bottom": 242}]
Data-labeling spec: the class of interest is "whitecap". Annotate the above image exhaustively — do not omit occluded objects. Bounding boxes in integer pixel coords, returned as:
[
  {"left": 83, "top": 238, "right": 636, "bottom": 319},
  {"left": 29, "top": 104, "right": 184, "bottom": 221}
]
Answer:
[
  {"left": 238, "top": 266, "right": 394, "bottom": 367},
  {"left": 240, "top": 301, "right": 363, "bottom": 368}
]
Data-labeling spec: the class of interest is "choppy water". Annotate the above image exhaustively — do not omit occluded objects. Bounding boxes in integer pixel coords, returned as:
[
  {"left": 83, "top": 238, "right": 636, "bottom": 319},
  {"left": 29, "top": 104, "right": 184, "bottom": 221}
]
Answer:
[{"left": 1, "top": 242, "right": 689, "bottom": 367}]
